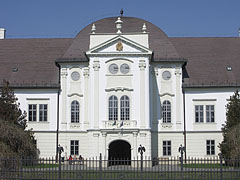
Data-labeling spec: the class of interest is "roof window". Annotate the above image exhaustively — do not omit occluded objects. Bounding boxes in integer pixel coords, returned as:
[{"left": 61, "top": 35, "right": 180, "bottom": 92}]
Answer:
[
  {"left": 12, "top": 67, "right": 18, "bottom": 72},
  {"left": 226, "top": 66, "right": 232, "bottom": 71}
]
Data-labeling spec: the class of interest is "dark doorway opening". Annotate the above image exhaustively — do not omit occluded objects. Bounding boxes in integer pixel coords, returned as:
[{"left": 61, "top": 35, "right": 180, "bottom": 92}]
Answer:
[{"left": 108, "top": 140, "right": 131, "bottom": 166}]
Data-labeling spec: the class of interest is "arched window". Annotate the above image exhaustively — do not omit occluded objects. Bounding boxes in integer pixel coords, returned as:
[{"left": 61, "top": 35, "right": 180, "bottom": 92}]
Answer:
[
  {"left": 120, "top": 95, "right": 130, "bottom": 120},
  {"left": 71, "top": 100, "right": 79, "bottom": 123},
  {"left": 109, "top": 96, "right": 118, "bottom": 120},
  {"left": 162, "top": 100, "right": 171, "bottom": 123}
]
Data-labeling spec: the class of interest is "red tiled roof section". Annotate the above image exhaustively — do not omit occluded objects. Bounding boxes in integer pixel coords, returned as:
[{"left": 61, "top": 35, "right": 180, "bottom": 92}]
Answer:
[
  {"left": 170, "top": 37, "right": 240, "bottom": 87},
  {"left": 62, "top": 17, "right": 180, "bottom": 59},
  {"left": 0, "top": 38, "right": 72, "bottom": 87}
]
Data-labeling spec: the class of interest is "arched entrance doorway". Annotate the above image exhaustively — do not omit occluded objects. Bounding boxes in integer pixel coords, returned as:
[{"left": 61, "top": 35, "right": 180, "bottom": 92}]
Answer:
[{"left": 108, "top": 140, "right": 131, "bottom": 165}]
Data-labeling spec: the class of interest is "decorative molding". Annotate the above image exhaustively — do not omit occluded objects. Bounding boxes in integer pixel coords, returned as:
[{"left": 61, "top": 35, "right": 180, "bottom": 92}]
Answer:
[
  {"left": 139, "top": 60, "right": 146, "bottom": 71},
  {"left": 88, "top": 35, "right": 151, "bottom": 54},
  {"left": 67, "top": 93, "right": 83, "bottom": 97},
  {"left": 93, "top": 133, "right": 100, "bottom": 137},
  {"left": 83, "top": 67, "right": 90, "bottom": 78},
  {"left": 174, "top": 68, "right": 182, "bottom": 76},
  {"left": 192, "top": 99, "right": 217, "bottom": 101},
  {"left": 26, "top": 98, "right": 50, "bottom": 100},
  {"left": 93, "top": 60, "right": 100, "bottom": 71},
  {"left": 140, "top": 133, "right": 146, "bottom": 137},
  {"left": 133, "top": 132, "right": 138, "bottom": 137},
  {"left": 88, "top": 53, "right": 151, "bottom": 57},
  {"left": 69, "top": 66, "right": 80, "bottom": 70},
  {"left": 70, "top": 123, "right": 81, "bottom": 128},
  {"left": 153, "top": 67, "right": 159, "bottom": 76},
  {"left": 105, "top": 58, "right": 133, "bottom": 64},
  {"left": 102, "top": 132, "right": 107, "bottom": 137},
  {"left": 105, "top": 87, "right": 134, "bottom": 92},
  {"left": 61, "top": 71, "right": 68, "bottom": 78},
  {"left": 159, "top": 93, "right": 175, "bottom": 97},
  {"left": 161, "top": 123, "right": 173, "bottom": 128}
]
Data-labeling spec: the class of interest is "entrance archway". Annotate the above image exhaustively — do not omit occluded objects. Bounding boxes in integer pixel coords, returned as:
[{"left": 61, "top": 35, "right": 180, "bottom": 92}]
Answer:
[{"left": 108, "top": 140, "right": 131, "bottom": 165}]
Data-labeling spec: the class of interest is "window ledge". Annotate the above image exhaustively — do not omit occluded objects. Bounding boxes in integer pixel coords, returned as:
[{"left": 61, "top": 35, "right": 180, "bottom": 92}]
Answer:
[
  {"left": 28, "top": 121, "right": 49, "bottom": 123},
  {"left": 194, "top": 122, "right": 216, "bottom": 125}
]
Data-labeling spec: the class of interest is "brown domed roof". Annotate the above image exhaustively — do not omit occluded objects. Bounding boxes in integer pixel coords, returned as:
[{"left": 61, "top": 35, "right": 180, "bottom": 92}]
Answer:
[{"left": 61, "top": 17, "right": 181, "bottom": 61}]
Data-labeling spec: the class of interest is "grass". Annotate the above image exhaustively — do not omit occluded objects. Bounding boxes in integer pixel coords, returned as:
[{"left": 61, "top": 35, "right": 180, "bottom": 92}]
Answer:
[
  {"left": 183, "top": 163, "right": 223, "bottom": 168},
  {"left": 23, "top": 163, "right": 59, "bottom": 168},
  {"left": 2, "top": 169, "right": 240, "bottom": 179}
]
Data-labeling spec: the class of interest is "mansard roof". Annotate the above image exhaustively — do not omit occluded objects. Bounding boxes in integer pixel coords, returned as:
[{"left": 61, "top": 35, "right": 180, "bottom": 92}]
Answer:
[{"left": 0, "top": 17, "right": 240, "bottom": 88}]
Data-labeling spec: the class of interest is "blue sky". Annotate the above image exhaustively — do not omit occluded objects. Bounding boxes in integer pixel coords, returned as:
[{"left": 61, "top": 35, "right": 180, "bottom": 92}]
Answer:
[{"left": 0, "top": 0, "right": 240, "bottom": 38}]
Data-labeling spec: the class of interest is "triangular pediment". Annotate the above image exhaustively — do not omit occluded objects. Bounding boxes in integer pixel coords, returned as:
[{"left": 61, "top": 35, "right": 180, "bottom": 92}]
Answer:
[{"left": 86, "top": 35, "right": 152, "bottom": 56}]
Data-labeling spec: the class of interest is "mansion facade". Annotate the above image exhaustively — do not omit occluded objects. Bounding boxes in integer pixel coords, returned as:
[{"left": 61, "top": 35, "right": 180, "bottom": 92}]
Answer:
[{"left": 0, "top": 17, "right": 240, "bottom": 159}]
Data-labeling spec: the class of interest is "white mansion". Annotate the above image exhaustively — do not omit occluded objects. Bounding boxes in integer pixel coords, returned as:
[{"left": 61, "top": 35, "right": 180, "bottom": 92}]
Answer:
[{"left": 0, "top": 17, "right": 240, "bottom": 159}]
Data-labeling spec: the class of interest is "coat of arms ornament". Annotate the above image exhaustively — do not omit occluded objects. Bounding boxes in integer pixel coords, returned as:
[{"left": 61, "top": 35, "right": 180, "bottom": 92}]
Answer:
[{"left": 116, "top": 41, "right": 123, "bottom": 51}]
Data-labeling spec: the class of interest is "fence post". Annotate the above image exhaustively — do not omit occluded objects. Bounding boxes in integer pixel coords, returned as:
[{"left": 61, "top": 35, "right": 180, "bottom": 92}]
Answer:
[
  {"left": 219, "top": 153, "right": 223, "bottom": 180},
  {"left": 58, "top": 150, "right": 61, "bottom": 180},
  {"left": 99, "top": 153, "right": 102, "bottom": 180},
  {"left": 20, "top": 156, "right": 23, "bottom": 180},
  {"left": 180, "top": 151, "right": 183, "bottom": 180}
]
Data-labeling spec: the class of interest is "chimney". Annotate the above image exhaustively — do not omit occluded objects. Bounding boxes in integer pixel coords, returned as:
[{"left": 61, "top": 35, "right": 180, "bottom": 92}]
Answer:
[{"left": 0, "top": 28, "right": 6, "bottom": 39}]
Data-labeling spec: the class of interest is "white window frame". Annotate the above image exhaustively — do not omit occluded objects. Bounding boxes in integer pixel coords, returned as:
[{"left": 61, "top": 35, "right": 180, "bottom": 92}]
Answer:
[
  {"left": 206, "top": 105, "right": 215, "bottom": 123},
  {"left": 28, "top": 104, "right": 37, "bottom": 122},
  {"left": 71, "top": 100, "right": 80, "bottom": 123},
  {"left": 120, "top": 95, "right": 130, "bottom": 121},
  {"left": 195, "top": 105, "right": 204, "bottom": 123},
  {"left": 206, "top": 140, "right": 215, "bottom": 155},
  {"left": 70, "top": 140, "right": 79, "bottom": 155},
  {"left": 163, "top": 140, "right": 171, "bottom": 156},
  {"left": 27, "top": 99, "right": 49, "bottom": 122},
  {"left": 108, "top": 94, "right": 131, "bottom": 121},
  {"left": 109, "top": 95, "right": 118, "bottom": 121},
  {"left": 39, "top": 104, "right": 48, "bottom": 122},
  {"left": 194, "top": 103, "right": 215, "bottom": 123},
  {"left": 162, "top": 100, "right": 171, "bottom": 123}
]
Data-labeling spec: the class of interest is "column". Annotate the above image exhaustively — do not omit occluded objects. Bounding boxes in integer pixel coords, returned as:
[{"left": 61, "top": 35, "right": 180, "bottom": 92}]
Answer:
[
  {"left": 83, "top": 67, "right": 90, "bottom": 129},
  {"left": 93, "top": 60, "right": 100, "bottom": 128}
]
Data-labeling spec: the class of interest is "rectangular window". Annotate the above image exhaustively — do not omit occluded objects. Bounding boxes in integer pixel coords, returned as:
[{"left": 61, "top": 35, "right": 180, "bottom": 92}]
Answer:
[
  {"left": 28, "top": 104, "right": 37, "bottom": 121},
  {"left": 206, "top": 140, "right": 215, "bottom": 155},
  {"left": 206, "top": 105, "right": 214, "bottom": 122},
  {"left": 195, "top": 105, "right": 203, "bottom": 123},
  {"left": 163, "top": 141, "right": 171, "bottom": 156},
  {"left": 39, "top": 104, "right": 48, "bottom": 122},
  {"left": 70, "top": 140, "right": 79, "bottom": 155}
]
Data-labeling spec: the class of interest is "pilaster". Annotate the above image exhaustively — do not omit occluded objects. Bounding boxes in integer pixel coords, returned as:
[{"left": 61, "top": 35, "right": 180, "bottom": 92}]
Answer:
[
  {"left": 61, "top": 68, "right": 68, "bottom": 129},
  {"left": 102, "top": 132, "right": 107, "bottom": 157},
  {"left": 175, "top": 67, "right": 182, "bottom": 129},
  {"left": 139, "top": 60, "right": 146, "bottom": 128},
  {"left": 93, "top": 60, "right": 100, "bottom": 128},
  {"left": 83, "top": 67, "right": 90, "bottom": 129},
  {"left": 133, "top": 132, "right": 138, "bottom": 158}
]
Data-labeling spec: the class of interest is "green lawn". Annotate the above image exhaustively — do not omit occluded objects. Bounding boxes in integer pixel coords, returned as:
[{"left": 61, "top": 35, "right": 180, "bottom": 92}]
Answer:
[
  {"left": 2, "top": 170, "right": 240, "bottom": 180},
  {"left": 23, "top": 163, "right": 59, "bottom": 168},
  {"left": 183, "top": 163, "right": 223, "bottom": 168}
]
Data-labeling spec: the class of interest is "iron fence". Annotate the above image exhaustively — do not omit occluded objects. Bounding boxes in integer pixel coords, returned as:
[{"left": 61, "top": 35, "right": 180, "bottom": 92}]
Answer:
[{"left": 1, "top": 155, "right": 240, "bottom": 180}]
